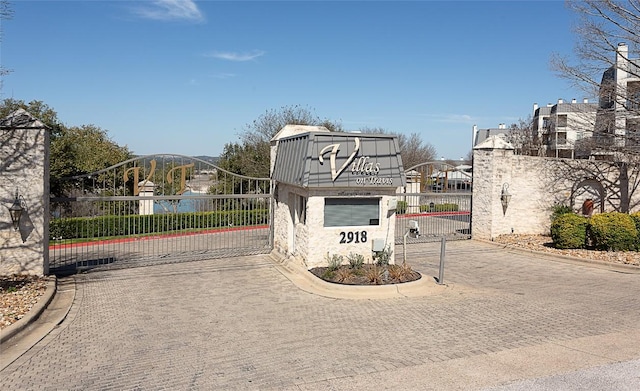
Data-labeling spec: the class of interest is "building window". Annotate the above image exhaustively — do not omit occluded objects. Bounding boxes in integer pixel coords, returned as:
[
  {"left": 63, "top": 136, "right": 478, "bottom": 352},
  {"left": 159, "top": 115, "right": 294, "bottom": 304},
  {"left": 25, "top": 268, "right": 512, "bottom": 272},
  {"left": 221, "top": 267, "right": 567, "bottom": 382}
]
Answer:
[
  {"left": 296, "top": 195, "right": 307, "bottom": 224},
  {"left": 557, "top": 115, "right": 568, "bottom": 127},
  {"left": 626, "top": 119, "right": 640, "bottom": 148},
  {"left": 556, "top": 132, "right": 567, "bottom": 145},
  {"left": 627, "top": 81, "right": 640, "bottom": 111},
  {"left": 324, "top": 198, "right": 380, "bottom": 227}
]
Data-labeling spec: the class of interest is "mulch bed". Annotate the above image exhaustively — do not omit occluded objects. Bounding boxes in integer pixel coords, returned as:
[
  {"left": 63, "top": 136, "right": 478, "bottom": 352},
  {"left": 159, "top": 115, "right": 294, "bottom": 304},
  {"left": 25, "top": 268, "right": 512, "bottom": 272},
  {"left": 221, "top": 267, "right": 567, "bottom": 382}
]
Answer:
[
  {"left": 493, "top": 234, "right": 640, "bottom": 266},
  {"left": 309, "top": 264, "right": 421, "bottom": 285}
]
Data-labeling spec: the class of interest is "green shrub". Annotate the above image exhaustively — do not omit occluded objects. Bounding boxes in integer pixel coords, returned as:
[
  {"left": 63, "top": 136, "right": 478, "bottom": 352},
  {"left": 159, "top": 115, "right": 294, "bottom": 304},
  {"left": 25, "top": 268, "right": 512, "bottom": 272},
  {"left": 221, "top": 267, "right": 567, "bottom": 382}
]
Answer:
[
  {"left": 373, "top": 246, "right": 393, "bottom": 266},
  {"left": 419, "top": 203, "right": 459, "bottom": 212},
  {"left": 551, "top": 204, "right": 574, "bottom": 222},
  {"left": 630, "top": 212, "right": 640, "bottom": 234},
  {"left": 550, "top": 213, "right": 588, "bottom": 249},
  {"left": 588, "top": 212, "right": 637, "bottom": 251},
  {"left": 395, "top": 202, "right": 459, "bottom": 214},
  {"left": 50, "top": 209, "right": 270, "bottom": 240},
  {"left": 346, "top": 252, "right": 365, "bottom": 269},
  {"left": 325, "top": 253, "right": 343, "bottom": 271}
]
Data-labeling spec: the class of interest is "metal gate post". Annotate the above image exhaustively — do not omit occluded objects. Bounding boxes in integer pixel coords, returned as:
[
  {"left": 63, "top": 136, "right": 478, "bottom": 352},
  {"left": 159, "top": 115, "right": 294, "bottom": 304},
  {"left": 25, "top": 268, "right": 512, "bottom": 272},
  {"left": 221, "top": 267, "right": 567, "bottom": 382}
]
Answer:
[
  {"left": 269, "top": 180, "right": 275, "bottom": 249},
  {"left": 438, "top": 236, "right": 446, "bottom": 285}
]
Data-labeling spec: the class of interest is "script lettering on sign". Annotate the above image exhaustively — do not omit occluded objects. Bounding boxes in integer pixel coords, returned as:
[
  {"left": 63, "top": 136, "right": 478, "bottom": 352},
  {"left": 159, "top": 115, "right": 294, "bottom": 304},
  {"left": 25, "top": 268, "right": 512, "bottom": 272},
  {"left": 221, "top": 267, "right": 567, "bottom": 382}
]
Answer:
[
  {"left": 317, "top": 137, "right": 394, "bottom": 186},
  {"left": 166, "top": 163, "right": 195, "bottom": 195},
  {"left": 123, "top": 160, "right": 194, "bottom": 195},
  {"left": 350, "top": 156, "right": 381, "bottom": 176},
  {"left": 123, "top": 160, "right": 157, "bottom": 196},
  {"left": 319, "top": 138, "right": 360, "bottom": 181}
]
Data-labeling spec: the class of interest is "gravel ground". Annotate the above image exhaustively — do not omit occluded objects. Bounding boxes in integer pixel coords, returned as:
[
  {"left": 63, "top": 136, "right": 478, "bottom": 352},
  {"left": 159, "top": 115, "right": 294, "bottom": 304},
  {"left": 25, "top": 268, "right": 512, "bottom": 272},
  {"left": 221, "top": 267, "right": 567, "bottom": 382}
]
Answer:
[
  {"left": 0, "top": 275, "right": 48, "bottom": 330},
  {"left": 492, "top": 234, "right": 640, "bottom": 267}
]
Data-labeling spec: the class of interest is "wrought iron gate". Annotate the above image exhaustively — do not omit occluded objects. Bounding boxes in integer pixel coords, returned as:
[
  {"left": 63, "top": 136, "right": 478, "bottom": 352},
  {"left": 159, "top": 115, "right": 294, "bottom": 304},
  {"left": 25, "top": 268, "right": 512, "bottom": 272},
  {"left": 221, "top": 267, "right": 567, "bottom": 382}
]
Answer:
[
  {"left": 49, "top": 155, "right": 272, "bottom": 275},
  {"left": 395, "top": 162, "right": 472, "bottom": 244}
]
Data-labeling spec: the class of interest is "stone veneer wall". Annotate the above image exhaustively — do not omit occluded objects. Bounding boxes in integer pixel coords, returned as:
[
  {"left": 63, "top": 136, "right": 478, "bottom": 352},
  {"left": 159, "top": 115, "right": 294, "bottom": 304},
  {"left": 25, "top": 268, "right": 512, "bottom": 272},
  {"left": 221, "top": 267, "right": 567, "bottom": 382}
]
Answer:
[
  {"left": 472, "top": 146, "right": 640, "bottom": 240},
  {"left": 273, "top": 183, "right": 398, "bottom": 269},
  {"left": 273, "top": 183, "right": 309, "bottom": 261},
  {"left": 0, "top": 112, "right": 50, "bottom": 276}
]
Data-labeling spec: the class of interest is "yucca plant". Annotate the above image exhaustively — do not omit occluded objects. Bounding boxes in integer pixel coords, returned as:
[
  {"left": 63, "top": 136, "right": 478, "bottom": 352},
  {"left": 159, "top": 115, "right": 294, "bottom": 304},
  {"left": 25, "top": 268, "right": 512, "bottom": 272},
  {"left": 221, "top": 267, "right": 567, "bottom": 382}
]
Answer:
[
  {"left": 388, "top": 265, "right": 404, "bottom": 281},
  {"left": 388, "top": 264, "right": 416, "bottom": 282},
  {"left": 334, "top": 268, "right": 354, "bottom": 283},
  {"left": 365, "top": 264, "right": 384, "bottom": 284}
]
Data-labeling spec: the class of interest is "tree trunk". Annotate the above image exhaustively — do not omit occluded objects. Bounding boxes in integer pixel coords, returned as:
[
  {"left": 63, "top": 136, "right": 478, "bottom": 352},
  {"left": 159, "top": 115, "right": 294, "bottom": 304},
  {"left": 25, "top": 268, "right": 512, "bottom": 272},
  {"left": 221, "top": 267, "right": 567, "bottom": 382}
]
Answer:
[{"left": 619, "top": 162, "right": 630, "bottom": 213}]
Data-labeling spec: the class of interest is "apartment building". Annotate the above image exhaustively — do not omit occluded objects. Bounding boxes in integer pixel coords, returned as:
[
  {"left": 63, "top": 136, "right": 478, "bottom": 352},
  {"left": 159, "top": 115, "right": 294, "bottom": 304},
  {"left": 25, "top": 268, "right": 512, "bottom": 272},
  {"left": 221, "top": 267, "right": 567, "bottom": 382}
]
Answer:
[
  {"left": 472, "top": 123, "right": 510, "bottom": 146},
  {"left": 477, "top": 44, "right": 640, "bottom": 160},
  {"left": 473, "top": 101, "right": 596, "bottom": 159},
  {"left": 592, "top": 42, "right": 640, "bottom": 153},
  {"left": 532, "top": 99, "right": 597, "bottom": 158}
]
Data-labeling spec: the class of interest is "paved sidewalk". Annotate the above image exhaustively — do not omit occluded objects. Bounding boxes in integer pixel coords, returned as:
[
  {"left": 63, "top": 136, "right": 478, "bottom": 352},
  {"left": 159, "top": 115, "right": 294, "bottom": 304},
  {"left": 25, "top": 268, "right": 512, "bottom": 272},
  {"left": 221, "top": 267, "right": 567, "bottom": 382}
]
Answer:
[{"left": 1, "top": 240, "right": 640, "bottom": 390}]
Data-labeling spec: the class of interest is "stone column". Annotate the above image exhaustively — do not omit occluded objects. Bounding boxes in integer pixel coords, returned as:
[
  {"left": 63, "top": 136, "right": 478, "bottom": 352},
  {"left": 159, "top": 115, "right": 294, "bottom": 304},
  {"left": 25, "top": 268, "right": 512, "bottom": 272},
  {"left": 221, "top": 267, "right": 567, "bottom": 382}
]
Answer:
[
  {"left": 138, "top": 181, "right": 155, "bottom": 215},
  {"left": 471, "top": 136, "right": 515, "bottom": 241},
  {"left": 402, "top": 170, "right": 421, "bottom": 213},
  {"left": 0, "top": 109, "right": 50, "bottom": 276}
]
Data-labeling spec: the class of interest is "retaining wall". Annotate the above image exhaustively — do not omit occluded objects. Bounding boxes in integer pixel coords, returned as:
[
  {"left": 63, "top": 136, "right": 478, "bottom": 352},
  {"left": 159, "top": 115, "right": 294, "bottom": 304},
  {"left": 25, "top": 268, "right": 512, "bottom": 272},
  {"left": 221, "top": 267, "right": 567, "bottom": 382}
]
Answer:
[{"left": 472, "top": 143, "right": 640, "bottom": 240}]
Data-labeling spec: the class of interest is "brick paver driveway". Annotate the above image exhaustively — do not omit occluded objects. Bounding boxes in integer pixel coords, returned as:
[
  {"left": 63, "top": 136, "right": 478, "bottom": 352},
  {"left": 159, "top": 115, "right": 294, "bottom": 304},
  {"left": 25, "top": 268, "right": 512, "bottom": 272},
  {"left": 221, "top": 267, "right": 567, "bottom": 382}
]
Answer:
[{"left": 2, "top": 240, "right": 640, "bottom": 390}]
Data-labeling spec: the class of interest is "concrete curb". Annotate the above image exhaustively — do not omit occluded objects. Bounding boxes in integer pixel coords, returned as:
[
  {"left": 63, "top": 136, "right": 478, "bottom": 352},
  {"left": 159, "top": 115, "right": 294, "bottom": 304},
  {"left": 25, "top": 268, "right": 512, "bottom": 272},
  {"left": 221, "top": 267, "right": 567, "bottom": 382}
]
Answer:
[
  {"left": 0, "top": 277, "right": 76, "bottom": 372},
  {"left": 0, "top": 275, "right": 57, "bottom": 345},
  {"left": 478, "top": 238, "right": 640, "bottom": 274},
  {"left": 269, "top": 251, "right": 450, "bottom": 299}
]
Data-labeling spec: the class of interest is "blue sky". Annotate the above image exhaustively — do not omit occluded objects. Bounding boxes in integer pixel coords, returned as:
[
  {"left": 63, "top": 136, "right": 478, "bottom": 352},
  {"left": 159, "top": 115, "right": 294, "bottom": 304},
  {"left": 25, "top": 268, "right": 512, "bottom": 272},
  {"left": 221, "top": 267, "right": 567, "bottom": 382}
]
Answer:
[{"left": 1, "top": 0, "right": 586, "bottom": 160}]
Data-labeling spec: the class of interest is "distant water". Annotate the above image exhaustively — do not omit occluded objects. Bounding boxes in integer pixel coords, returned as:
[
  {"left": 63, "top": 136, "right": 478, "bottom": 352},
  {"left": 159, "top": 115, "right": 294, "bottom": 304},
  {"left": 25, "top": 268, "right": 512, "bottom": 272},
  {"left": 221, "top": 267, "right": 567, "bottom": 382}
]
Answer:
[{"left": 154, "top": 190, "right": 204, "bottom": 214}]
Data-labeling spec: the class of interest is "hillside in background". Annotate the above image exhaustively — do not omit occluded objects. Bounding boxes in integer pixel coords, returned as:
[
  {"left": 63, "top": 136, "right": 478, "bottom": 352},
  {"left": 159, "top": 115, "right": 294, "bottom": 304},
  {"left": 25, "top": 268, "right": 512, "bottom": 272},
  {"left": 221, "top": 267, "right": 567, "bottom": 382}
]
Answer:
[{"left": 194, "top": 156, "right": 219, "bottom": 164}]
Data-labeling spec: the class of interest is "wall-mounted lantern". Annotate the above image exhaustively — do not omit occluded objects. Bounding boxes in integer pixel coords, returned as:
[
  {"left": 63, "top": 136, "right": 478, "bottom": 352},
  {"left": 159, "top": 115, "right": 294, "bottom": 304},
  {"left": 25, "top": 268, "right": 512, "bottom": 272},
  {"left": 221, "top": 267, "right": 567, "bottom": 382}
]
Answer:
[
  {"left": 8, "top": 189, "right": 26, "bottom": 231},
  {"left": 500, "top": 183, "right": 511, "bottom": 215}
]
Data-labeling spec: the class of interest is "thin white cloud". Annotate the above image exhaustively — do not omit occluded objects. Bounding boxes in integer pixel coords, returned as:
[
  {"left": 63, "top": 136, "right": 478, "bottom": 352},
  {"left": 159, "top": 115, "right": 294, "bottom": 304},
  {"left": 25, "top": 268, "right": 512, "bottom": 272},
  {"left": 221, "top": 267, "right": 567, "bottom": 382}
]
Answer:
[
  {"left": 205, "top": 50, "right": 266, "bottom": 62},
  {"left": 210, "top": 73, "right": 237, "bottom": 79},
  {"left": 422, "top": 113, "right": 476, "bottom": 124},
  {"left": 440, "top": 114, "right": 474, "bottom": 123},
  {"left": 501, "top": 116, "right": 520, "bottom": 123},
  {"left": 133, "top": 0, "right": 204, "bottom": 22}
]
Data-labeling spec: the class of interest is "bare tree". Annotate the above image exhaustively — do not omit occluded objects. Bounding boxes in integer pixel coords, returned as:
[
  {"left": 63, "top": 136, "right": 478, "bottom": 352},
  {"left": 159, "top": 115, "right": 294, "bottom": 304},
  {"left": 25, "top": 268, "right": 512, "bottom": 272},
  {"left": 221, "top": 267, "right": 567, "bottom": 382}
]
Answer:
[
  {"left": 241, "top": 104, "right": 342, "bottom": 146},
  {"left": 464, "top": 149, "right": 473, "bottom": 163},
  {"left": 553, "top": 2, "right": 640, "bottom": 89},
  {"left": 542, "top": 153, "right": 640, "bottom": 214},
  {"left": 550, "top": 0, "right": 640, "bottom": 211},
  {"left": 215, "top": 105, "right": 342, "bottom": 192},
  {"left": 358, "top": 127, "right": 437, "bottom": 169},
  {"left": 552, "top": 1, "right": 640, "bottom": 148},
  {"left": 504, "top": 116, "right": 542, "bottom": 156}
]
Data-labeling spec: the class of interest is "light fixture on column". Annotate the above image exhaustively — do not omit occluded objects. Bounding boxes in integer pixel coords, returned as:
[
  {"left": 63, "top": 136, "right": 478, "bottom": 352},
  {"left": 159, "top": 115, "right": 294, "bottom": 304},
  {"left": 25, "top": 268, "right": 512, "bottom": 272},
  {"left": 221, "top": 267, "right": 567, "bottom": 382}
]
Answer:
[
  {"left": 500, "top": 183, "right": 511, "bottom": 215},
  {"left": 8, "top": 189, "right": 26, "bottom": 231}
]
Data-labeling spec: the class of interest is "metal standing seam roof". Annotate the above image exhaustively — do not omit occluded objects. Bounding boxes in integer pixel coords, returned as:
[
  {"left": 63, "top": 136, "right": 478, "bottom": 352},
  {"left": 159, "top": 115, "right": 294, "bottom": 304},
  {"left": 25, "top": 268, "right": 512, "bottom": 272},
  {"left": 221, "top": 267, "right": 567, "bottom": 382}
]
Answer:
[
  {"left": 551, "top": 103, "right": 597, "bottom": 114},
  {"left": 272, "top": 132, "right": 406, "bottom": 188},
  {"left": 272, "top": 133, "right": 310, "bottom": 187},
  {"left": 474, "top": 128, "right": 509, "bottom": 146}
]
